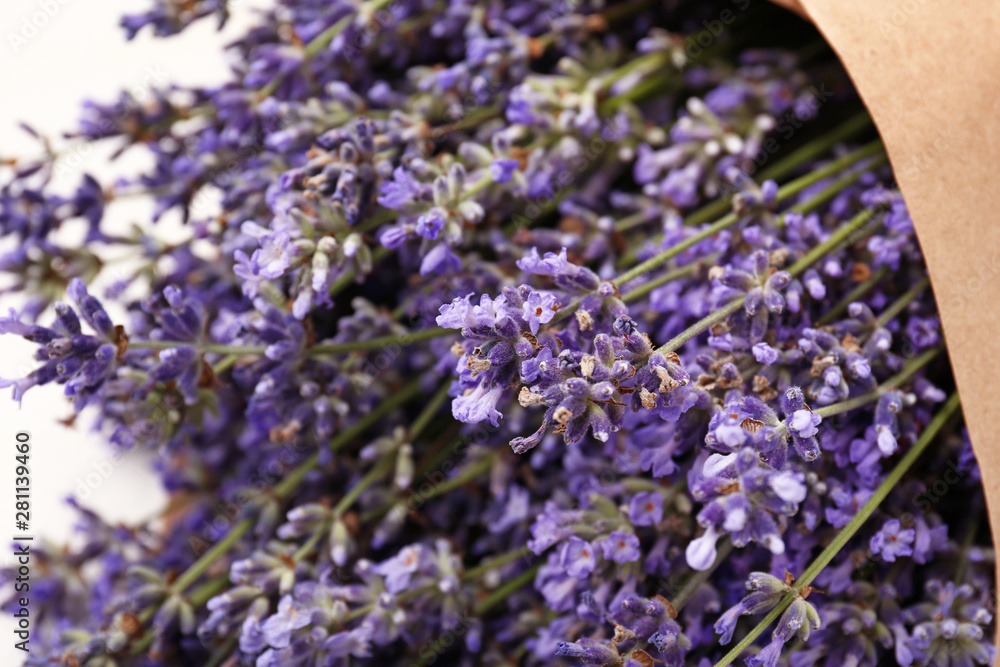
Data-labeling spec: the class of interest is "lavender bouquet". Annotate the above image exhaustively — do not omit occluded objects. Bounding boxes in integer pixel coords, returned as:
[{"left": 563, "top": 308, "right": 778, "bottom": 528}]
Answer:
[{"left": 1, "top": 0, "right": 993, "bottom": 666}]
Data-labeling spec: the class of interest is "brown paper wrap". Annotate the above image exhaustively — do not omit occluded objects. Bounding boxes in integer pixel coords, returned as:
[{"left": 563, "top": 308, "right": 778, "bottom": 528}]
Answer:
[{"left": 773, "top": 0, "right": 1000, "bottom": 638}]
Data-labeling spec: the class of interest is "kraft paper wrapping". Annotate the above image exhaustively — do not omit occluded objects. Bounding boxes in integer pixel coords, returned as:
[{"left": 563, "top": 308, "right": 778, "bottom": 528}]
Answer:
[{"left": 772, "top": 0, "right": 1000, "bottom": 636}]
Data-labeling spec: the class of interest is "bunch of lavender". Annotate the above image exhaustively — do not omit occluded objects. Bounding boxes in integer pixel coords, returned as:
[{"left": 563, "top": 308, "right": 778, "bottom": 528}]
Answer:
[{"left": 1, "top": 1, "right": 993, "bottom": 666}]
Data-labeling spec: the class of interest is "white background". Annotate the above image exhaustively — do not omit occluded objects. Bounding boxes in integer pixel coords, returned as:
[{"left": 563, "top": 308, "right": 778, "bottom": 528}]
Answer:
[{"left": 0, "top": 1, "right": 266, "bottom": 662}]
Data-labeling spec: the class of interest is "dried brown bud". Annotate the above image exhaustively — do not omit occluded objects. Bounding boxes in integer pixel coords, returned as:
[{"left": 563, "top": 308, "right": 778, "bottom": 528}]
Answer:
[
  {"left": 553, "top": 406, "right": 574, "bottom": 425},
  {"left": 850, "top": 262, "right": 873, "bottom": 282},
  {"left": 752, "top": 375, "right": 778, "bottom": 402},
  {"left": 640, "top": 387, "right": 658, "bottom": 409},
  {"left": 841, "top": 333, "right": 862, "bottom": 354},
  {"left": 466, "top": 356, "right": 491, "bottom": 375},
  {"left": 518, "top": 386, "right": 546, "bottom": 407},
  {"left": 120, "top": 612, "right": 143, "bottom": 638}
]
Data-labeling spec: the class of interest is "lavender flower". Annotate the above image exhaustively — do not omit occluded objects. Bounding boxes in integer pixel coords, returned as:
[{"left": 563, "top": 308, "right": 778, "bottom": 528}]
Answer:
[{"left": 0, "top": 1, "right": 987, "bottom": 666}]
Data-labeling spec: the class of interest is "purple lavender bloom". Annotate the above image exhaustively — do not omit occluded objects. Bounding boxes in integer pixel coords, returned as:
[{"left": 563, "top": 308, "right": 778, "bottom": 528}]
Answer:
[
  {"left": 323, "top": 627, "right": 372, "bottom": 659},
  {"left": 451, "top": 381, "right": 504, "bottom": 427},
  {"left": 555, "top": 638, "right": 621, "bottom": 664},
  {"left": 746, "top": 637, "right": 785, "bottom": 667},
  {"left": 753, "top": 342, "right": 781, "bottom": 366},
  {"left": 521, "top": 290, "right": 559, "bottom": 334},
  {"left": 716, "top": 251, "right": 792, "bottom": 341},
  {"left": 824, "top": 487, "right": 873, "bottom": 528},
  {"left": 559, "top": 536, "right": 597, "bottom": 579},
  {"left": 67, "top": 278, "right": 115, "bottom": 339},
  {"left": 415, "top": 207, "right": 448, "bottom": 240},
  {"left": 373, "top": 544, "right": 428, "bottom": 594},
  {"left": 0, "top": 279, "right": 122, "bottom": 407},
  {"left": 628, "top": 492, "right": 664, "bottom": 527},
  {"left": 379, "top": 166, "right": 431, "bottom": 210},
  {"left": 788, "top": 409, "right": 821, "bottom": 439},
  {"left": 260, "top": 594, "right": 312, "bottom": 649},
  {"left": 121, "top": 0, "right": 227, "bottom": 39},
  {"left": 516, "top": 247, "right": 601, "bottom": 293},
  {"left": 146, "top": 346, "right": 201, "bottom": 405},
  {"left": 874, "top": 391, "right": 904, "bottom": 455},
  {"left": 686, "top": 527, "right": 722, "bottom": 572},
  {"left": 255, "top": 230, "right": 296, "bottom": 279},
  {"left": 870, "top": 519, "right": 916, "bottom": 562},
  {"left": 234, "top": 249, "right": 266, "bottom": 298},
  {"left": 0, "top": 3, "right": 979, "bottom": 665},
  {"left": 600, "top": 531, "right": 641, "bottom": 563},
  {"left": 489, "top": 158, "right": 521, "bottom": 184}
]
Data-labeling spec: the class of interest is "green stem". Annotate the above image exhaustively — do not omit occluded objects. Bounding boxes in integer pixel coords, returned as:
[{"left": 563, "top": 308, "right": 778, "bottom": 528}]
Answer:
[
  {"left": 129, "top": 340, "right": 266, "bottom": 355},
  {"left": 816, "top": 266, "right": 890, "bottom": 326},
  {"left": 310, "top": 327, "right": 452, "bottom": 354},
  {"left": 774, "top": 141, "right": 885, "bottom": 218},
  {"left": 598, "top": 51, "right": 667, "bottom": 88},
  {"left": 474, "top": 563, "right": 543, "bottom": 615},
  {"left": 292, "top": 528, "right": 326, "bottom": 561},
  {"left": 601, "top": 0, "right": 658, "bottom": 24},
  {"left": 601, "top": 73, "right": 682, "bottom": 114},
  {"left": 713, "top": 393, "right": 961, "bottom": 667},
  {"left": 464, "top": 547, "right": 533, "bottom": 579},
  {"left": 432, "top": 104, "right": 503, "bottom": 136},
  {"left": 757, "top": 112, "right": 873, "bottom": 183},
  {"left": 303, "top": 14, "right": 353, "bottom": 58},
  {"left": 460, "top": 174, "right": 494, "bottom": 202},
  {"left": 656, "top": 299, "right": 744, "bottom": 355},
  {"left": 211, "top": 353, "right": 241, "bottom": 374},
  {"left": 170, "top": 521, "right": 252, "bottom": 595},
  {"left": 302, "top": 0, "right": 395, "bottom": 57},
  {"left": 686, "top": 112, "right": 873, "bottom": 229},
  {"left": 204, "top": 636, "right": 239, "bottom": 667},
  {"left": 616, "top": 211, "right": 654, "bottom": 233},
  {"left": 416, "top": 454, "right": 497, "bottom": 502},
  {"left": 779, "top": 154, "right": 887, "bottom": 231},
  {"left": 621, "top": 261, "right": 704, "bottom": 303},
  {"left": 615, "top": 214, "right": 734, "bottom": 288},
  {"left": 130, "top": 326, "right": 452, "bottom": 357},
  {"left": 409, "top": 381, "right": 452, "bottom": 439},
  {"left": 785, "top": 205, "right": 883, "bottom": 277},
  {"left": 354, "top": 207, "right": 398, "bottom": 235},
  {"left": 876, "top": 276, "right": 930, "bottom": 327},
  {"left": 254, "top": 0, "right": 395, "bottom": 100},
  {"left": 187, "top": 574, "right": 230, "bottom": 607},
  {"left": 334, "top": 457, "right": 394, "bottom": 517}
]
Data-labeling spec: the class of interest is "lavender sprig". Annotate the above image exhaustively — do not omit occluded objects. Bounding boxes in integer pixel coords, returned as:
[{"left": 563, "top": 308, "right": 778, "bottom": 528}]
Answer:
[
  {"left": 0, "top": 1, "right": 990, "bottom": 665},
  {"left": 714, "top": 393, "right": 962, "bottom": 667}
]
